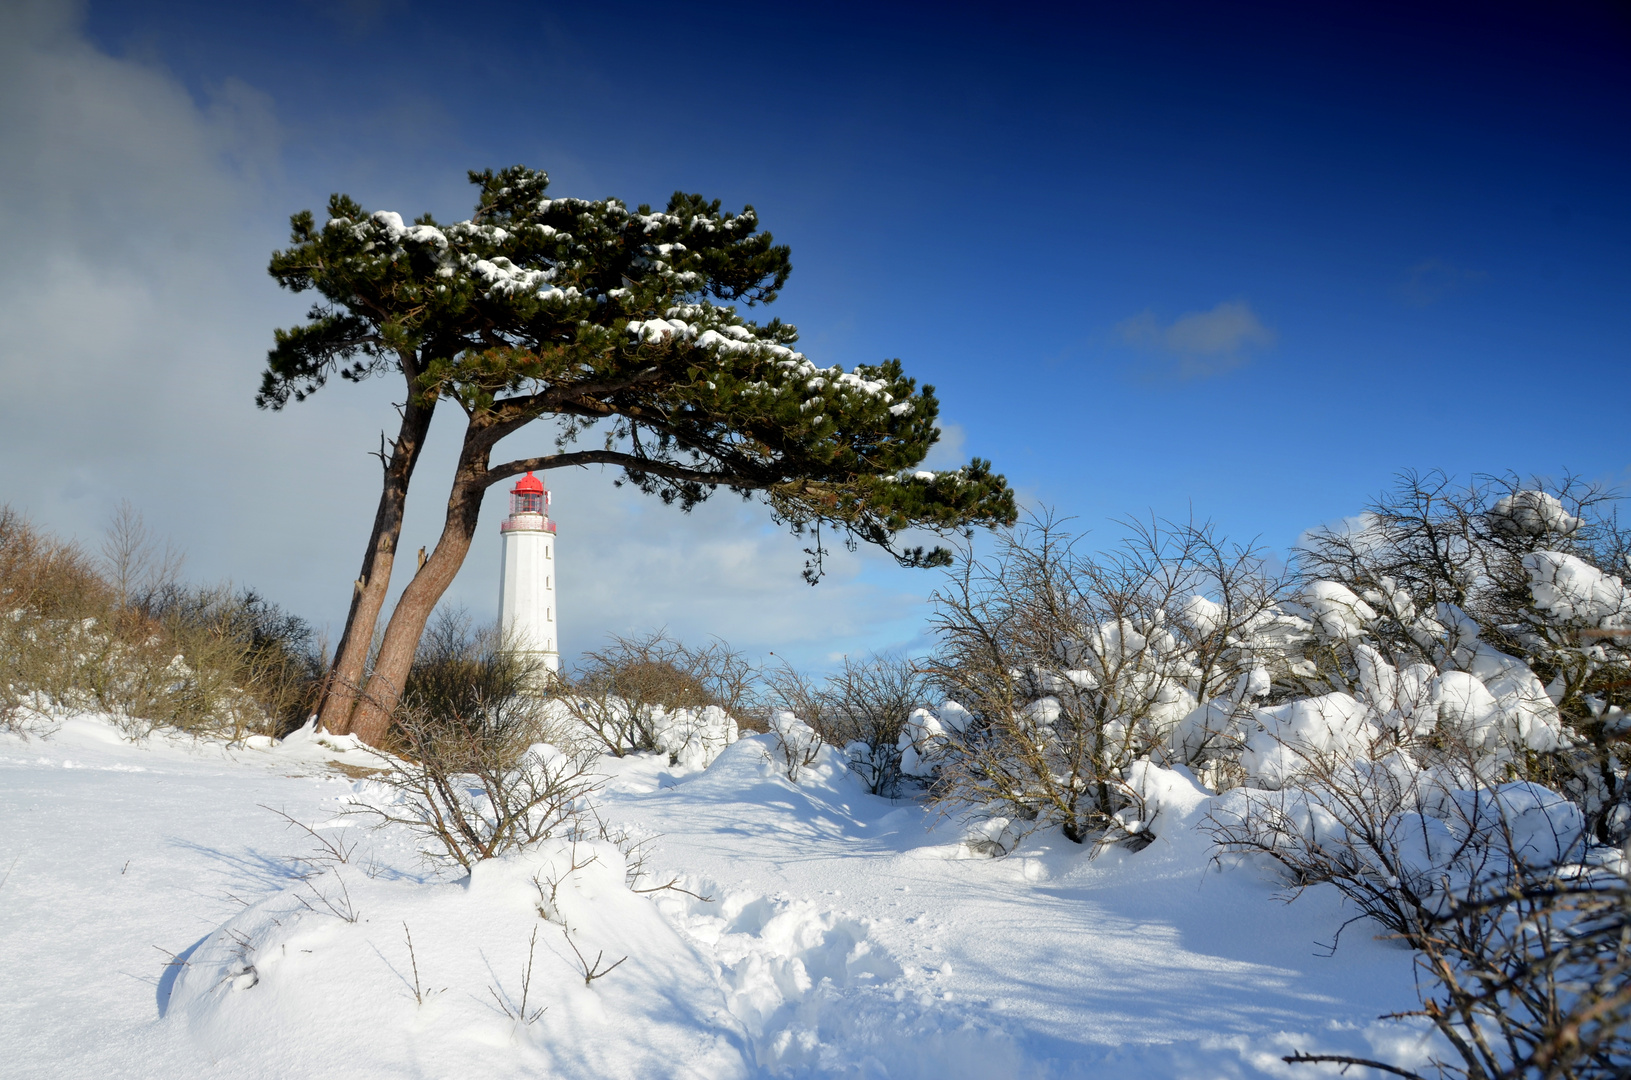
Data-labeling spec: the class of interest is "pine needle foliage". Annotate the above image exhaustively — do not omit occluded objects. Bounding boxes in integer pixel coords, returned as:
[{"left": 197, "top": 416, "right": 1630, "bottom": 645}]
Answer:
[{"left": 261, "top": 165, "right": 1016, "bottom": 577}]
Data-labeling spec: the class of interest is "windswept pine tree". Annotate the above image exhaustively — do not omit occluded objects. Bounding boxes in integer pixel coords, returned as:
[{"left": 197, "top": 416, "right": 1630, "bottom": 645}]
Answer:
[{"left": 262, "top": 167, "right": 1016, "bottom": 745}]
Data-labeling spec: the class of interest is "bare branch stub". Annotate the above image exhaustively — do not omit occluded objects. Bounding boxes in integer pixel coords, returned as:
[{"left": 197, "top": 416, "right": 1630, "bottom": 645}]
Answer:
[{"left": 1281, "top": 1051, "right": 1430, "bottom": 1079}]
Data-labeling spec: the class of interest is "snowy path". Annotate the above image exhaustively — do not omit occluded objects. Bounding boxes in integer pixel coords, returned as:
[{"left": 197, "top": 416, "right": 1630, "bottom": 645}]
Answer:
[
  {"left": 1, "top": 721, "right": 1433, "bottom": 1078},
  {"left": 598, "top": 742, "right": 1428, "bottom": 1077}
]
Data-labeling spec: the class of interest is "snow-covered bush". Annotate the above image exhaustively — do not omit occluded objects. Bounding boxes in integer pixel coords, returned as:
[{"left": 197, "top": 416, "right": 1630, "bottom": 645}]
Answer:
[
  {"left": 1207, "top": 732, "right": 1627, "bottom": 1079},
  {"left": 1292, "top": 471, "right": 1631, "bottom": 842},
  {"left": 1167, "top": 474, "right": 1631, "bottom": 1076},
  {"left": 926, "top": 514, "right": 1284, "bottom": 843},
  {"left": 919, "top": 475, "right": 1631, "bottom": 853},
  {"left": 765, "top": 710, "right": 822, "bottom": 782},
  {"left": 897, "top": 701, "right": 972, "bottom": 783},
  {"left": 763, "top": 653, "right": 931, "bottom": 795},
  {"left": 550, "top": 695, "right": 740, "bottom": 770},
  {"left": 1207, "top": 743, "right": 1590, "bottom": 937},
  {"left": 555, "top": 632, "right": 746, "bottom": 766}
]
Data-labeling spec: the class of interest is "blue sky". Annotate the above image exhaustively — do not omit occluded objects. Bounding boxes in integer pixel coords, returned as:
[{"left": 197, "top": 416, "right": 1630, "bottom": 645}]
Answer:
[{"left": 1, "top": 1, "right": 1626, "bottom": 667}]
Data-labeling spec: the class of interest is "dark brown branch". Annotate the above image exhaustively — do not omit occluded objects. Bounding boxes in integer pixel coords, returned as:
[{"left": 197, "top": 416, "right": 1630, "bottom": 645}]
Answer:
[
  {"left": 1281, "top": 1051, "right": 1429, "bottom": 1079},
  {"left": 484, "top": 368, "right": 666, "bottom": 423},
  {"left": 483, "top": 450, "right": 754, "bottom": 491}
]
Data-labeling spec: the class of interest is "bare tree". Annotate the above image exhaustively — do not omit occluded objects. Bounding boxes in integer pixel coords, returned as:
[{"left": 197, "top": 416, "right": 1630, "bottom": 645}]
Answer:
[{"left": 99, "top": 500, "right": 183, "bottom": 611}]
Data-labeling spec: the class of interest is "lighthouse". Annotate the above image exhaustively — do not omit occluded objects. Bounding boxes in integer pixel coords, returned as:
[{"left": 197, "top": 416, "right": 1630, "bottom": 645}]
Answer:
[{"left": 498, "top": 472, "right": 560, "bottom": 673}]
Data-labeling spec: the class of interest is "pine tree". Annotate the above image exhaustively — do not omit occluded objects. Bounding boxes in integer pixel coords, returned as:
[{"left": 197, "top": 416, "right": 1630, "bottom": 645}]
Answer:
[{"left": 263, "top": 166, "right": 1016, "bottom": 745}]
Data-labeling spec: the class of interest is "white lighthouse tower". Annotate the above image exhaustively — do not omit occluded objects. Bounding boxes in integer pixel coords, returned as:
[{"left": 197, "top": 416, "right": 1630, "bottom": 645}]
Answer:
[{"left": 498, "top": 472, "right": 559, "bottom": 673}]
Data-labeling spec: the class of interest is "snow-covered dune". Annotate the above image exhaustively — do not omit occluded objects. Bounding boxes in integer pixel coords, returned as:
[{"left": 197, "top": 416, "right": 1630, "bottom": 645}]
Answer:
[{"left": 0, "top": 716, "right": 1432, "bottom": 1078}]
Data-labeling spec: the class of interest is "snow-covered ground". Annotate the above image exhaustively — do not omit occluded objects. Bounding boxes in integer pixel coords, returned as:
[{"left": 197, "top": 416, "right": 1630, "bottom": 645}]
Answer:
[{"left": 1, "top": 716, "right": 1436, "bottom": 1079}]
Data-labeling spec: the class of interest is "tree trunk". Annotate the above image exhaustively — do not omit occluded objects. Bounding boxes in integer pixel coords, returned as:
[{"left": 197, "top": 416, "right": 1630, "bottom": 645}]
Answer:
[
  {"left": 317, "top": 389, "right": 435, "bottom": 735},
  {"left": 346, "top": 432, "right": 492, "bottom": 747}
]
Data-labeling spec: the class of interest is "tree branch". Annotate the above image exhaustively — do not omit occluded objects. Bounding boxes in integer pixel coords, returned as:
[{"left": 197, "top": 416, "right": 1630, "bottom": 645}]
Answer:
[
  {"left": 1281, "top": 1051, "right": 1429, "bottom": 1079},
  {"left": 483, "top": 450, "right": 743, "bottom": 491}
]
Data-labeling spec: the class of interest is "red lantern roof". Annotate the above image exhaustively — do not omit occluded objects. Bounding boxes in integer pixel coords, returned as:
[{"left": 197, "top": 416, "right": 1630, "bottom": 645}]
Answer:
[{"left": 512, "top": 472, "right": 545, "bottom": 495}]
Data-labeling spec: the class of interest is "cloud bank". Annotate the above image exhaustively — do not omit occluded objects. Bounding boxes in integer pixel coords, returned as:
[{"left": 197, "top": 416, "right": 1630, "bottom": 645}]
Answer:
[{"left": 0, "top": 2, "right": 940, "bottom": 670}]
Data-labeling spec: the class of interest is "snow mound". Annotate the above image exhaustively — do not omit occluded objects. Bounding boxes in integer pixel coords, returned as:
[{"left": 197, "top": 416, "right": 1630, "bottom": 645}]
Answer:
[
  {"left": 166, "top": 840, "right": 751, "bottom": 1079},
  {"left": 1489, "top": 490, "right": 1583, "bottom": 537},
  {"left": 258, "top": 717, "right": 392, "bottom": 772},
  {"left": 540, "top": 697, "right": 740, "bottom": 770},
  {"left": 1524, "top": 550, "right": 1631, "bottom": 626}
]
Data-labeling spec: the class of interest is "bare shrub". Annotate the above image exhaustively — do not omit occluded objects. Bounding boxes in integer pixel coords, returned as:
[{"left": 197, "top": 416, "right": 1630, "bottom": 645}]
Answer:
[
  {"left": 0, "top": 505, "right": 110, "bottom": 618},
  {"left": 397, "top": 608, "right": 543, "bottom": 729},
  {"left": 232, "top": 592, "right": 328, "bottom": 736},
  {"left": 1366, "top": 869, "right": 1631, "bottom": 1080},
  {"left": 344, "top": 608, "right": 602, "bottom": 870},
  {"left": 0, "top": 504, "right": 322, "bottom": 739},
  {"left": 764, "top": 653, "right": 930, "bottom": 795},
  {"left": 927, "top": 512, "right": 1283, "bottom": 843},
  {"left": 124, "top": 584, "right": 325, "bottom": 739},
  {"left": 559, "top": 631, "right": 754, "bottom": 760},
  {"left": 761, "top": 661, "right": 828, "bottom": 736},
  {"left": 360, "top": 684, "right": 598, "bottom": 871},
  {"left": 0, "top": 507, "right": 112, "bottom": 731}
]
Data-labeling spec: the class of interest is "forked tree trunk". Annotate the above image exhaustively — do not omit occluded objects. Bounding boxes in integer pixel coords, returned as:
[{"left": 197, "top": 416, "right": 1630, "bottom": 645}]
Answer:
[
  {"left": 317, "top": 389, "right": 435, "bottom": 735},
  {"left": 346, "top": 437, "right": 491, "bottom": 747}
]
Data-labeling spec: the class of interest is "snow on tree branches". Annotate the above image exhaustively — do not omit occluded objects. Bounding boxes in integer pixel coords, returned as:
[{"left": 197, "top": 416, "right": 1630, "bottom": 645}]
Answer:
[{"left": 260, "top": 165, "right": 1016, "bottom": 745}]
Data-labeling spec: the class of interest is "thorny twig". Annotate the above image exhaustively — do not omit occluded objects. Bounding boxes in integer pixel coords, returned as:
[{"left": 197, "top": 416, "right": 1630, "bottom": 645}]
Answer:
[
  {"left": 487, "top": 926, "right": 546, "bottom": 1023},
  {"left": 533, "top": 843, "right": 600, "bottom": 923},
  {"left": 562, "top": 925, "right": 627, "bottom": 987},
  {"left": 295, "top": 869, "right": 358, "bottom": 923},
  {"left": 629, "top": 876, "right": 714, "bottom": 901},
  {"left": 403, "top": 922, "right": 426, "bottom": 1005},
  {"left": 210, "top": 928, "right": 258, "bottom": 993},
  {"left": 152, "top": 944, "right": 192, "bottom": 973},
  {"left": 261, "top": 804, "right": 357, "bottom": 875}
]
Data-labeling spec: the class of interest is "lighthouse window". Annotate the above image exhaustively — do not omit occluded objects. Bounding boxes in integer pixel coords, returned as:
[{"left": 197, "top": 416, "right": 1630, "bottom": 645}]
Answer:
[
  {"left": 547, "top": 607, "right": 553, "bottom": 621},
  {"left": 546, "top": 576, "right": 551, "bottom": 588},
  {"left": 545, "top": 544, "right": 552, "bottom": 559}
]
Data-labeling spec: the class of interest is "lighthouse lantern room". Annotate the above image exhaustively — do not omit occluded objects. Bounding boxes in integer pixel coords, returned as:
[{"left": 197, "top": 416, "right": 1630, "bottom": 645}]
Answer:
[{"left": 498, "top": 472, "right": 559, "bottom": 673}]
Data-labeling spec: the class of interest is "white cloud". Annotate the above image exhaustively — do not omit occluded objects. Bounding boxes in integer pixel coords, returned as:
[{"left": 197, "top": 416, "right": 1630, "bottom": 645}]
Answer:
[
  {"left": 506, "top": 473, "right": 929, "bottom": 670},
  {"left": 1117, "top": 300, "right": 1276, "bottom": 379},
  {"left": 0, "top": 5, "right": 944, "bottom": 672}
]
